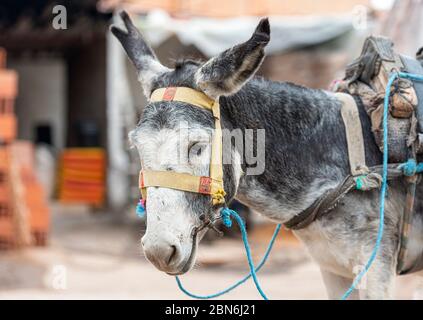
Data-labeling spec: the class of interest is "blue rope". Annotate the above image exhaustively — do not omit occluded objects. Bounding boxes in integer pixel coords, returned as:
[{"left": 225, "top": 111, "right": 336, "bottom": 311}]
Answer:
[
  {"left": 341, "top": 71, "right": 423, "bottom": 300},
  {"left": 175, "top": 208, "right": 282, "bottom": 300},
  {"left": 220, "top": 207, "right": 233, "bottom": 228}
]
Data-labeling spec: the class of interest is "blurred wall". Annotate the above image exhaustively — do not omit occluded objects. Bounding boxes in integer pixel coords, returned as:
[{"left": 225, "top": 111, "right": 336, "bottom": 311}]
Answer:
[
  {"left": 9, "top": 57, "right": 67, "bottom": 150},
  {"left": 260, "top": 32, "right": 366, "bottom": 89},
  {"left": 113, "top": 0, "right": 371, "bottom": 17}
]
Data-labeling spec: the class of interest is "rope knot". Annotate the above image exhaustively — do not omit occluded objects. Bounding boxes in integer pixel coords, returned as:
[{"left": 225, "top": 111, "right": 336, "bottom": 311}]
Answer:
[
  {"left": 399, "top": 158, "right": 418, "bottom": 176},
  {"left": 220, "top": 207, "right": 233, "bottom": 228},
  {"left": 354, "top": 173, "right": 382, "bottom": 191}
]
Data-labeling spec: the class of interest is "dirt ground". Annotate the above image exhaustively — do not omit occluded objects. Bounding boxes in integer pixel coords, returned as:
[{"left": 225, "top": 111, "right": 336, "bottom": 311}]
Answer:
[{"left": 0, "top": 204, "right": 422, "bottom": 300}]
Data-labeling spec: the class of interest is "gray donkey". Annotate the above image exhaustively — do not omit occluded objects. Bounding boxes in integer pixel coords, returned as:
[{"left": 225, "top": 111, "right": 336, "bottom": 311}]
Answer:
[{"left": 111, "top": 11, "right": 423, "bottom": 299}]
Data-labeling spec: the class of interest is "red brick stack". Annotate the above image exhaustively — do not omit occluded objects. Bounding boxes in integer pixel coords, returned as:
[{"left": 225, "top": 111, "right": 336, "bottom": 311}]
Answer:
[
  {"left": 0, "top": 48, "right": 18, "bottom": 249},
  {"left": 0, "top": 49, "right": 17, "bottom": 144},
  {"left": 0, "top": 147, "right": 15, "bottom": 249},
  {"left": 15, "top": 142, "right": 50, "bottom": 246},
  {"left": 0, "top": 48, "right": 50, "bottom": 249},
  {"left": 58, "top": 148, "right": 106, "bottom": 207}
]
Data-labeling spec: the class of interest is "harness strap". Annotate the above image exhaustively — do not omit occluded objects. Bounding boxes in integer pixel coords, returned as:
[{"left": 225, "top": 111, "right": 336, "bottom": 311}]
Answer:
[
  {"left": 284, "top": 92, "right": 371, "bottom": 230},
  {"left": 397, "top": 174, "right": 418, "bottom": 274},
  {"left": 335, "top": 92, "right": 369, "bottom": 176},
  {"left": 151, "top": 87, "right": 215, "bottom": 111},
  {"left": 284, "top": 163, "right": 403, "bottom": 230},
  {"left": 140, "top": 87, "right": 226, "bottom": 206},
  {"left": 140, "top": 171, "right": 223, "bottom": 197},
  {"left": 284, "top": 175, "right": 355, "bottom": 230},
  {"left": 209, "top": 101, "right": 225, "bottom": 204}
]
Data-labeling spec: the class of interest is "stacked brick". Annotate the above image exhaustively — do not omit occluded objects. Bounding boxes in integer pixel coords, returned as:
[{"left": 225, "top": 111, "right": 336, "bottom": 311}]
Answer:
[
  {"left": 58, "top": 148, "right": 106, "bottom": 206},
  {"left": 0, "top": 148, "right": 14, "bottom": 249},
  {"left": 0, "top": 49, "right": 17, "bottom": 144},
  {"left": 0, "top": 48, "right": 49, "bottom": 249},
  {"left": 15, "top": 142, "right": 50, "bottom": 246}
]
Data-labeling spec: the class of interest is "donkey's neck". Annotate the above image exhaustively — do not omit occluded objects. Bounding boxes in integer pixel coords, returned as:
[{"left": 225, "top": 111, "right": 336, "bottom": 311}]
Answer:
[{"left": 220, "top": 77, "right": 380, "bottom": 223}]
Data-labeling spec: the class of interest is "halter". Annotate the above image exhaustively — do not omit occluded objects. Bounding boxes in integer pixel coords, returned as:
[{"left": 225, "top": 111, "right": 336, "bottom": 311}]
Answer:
[{"left": 139, "top": 87, "right": 226, "bottom": 208}]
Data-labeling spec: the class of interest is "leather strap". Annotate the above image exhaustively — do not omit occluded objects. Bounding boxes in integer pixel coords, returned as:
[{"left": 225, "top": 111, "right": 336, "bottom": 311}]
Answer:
[
  {"left": 335, "top": 92, "right": 368, "bottom": 176},
  {"left": 140, "top": 170, "right": 222, "bottom": 195},
  {"left": 284, "top": 93, "right": 370, "bottom": 230},
  {"left": 284, "top": 164, "right": 404, "bottom": 230},
  {"left": 150, "top": 87, "right": 215, "bottom": 111},
  {"left": 284, "top": 175, "right": 355, "bottom": 230}
]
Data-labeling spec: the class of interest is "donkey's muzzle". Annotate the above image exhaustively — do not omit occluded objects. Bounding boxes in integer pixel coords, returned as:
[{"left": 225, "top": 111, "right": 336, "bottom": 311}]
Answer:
[{"left": 142, "top": 236, "right": 182, "bottom": 272}]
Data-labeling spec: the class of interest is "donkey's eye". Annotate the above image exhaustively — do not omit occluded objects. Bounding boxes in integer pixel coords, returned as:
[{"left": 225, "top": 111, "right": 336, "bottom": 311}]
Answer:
[{"left": 188, "top": 142, "right": 204, "bottom": 158}]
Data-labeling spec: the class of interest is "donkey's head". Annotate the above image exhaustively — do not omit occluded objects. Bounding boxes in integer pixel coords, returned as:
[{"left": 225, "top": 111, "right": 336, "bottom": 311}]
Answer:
[{"left": 111, "top": 11, "right": 270, "bottom": 275}]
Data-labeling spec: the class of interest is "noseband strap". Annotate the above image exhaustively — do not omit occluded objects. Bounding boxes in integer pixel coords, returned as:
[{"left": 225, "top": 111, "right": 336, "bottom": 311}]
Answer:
[{"left": 139, "top": 87, "right": 226, "bottom": 206}]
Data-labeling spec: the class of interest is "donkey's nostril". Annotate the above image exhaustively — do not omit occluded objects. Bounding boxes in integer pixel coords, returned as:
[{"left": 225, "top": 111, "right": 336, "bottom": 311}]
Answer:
[
  {"left": 143, "top": 239, "right": 181, "bottom": 271},
  {"left": 167, "top": 245, "right": 177, "bottom": 265}
]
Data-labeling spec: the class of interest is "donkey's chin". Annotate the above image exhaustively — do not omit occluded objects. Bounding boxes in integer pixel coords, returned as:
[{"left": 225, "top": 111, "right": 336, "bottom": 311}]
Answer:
[
  {"left": 145, "top": 247, "right": 197, "bottom": 275},
  {"left": 166, "top": 239, "right": 198, "bottom": 276},
  {"left": 165, "top": 258, "right": 196, "bottom": 276}
]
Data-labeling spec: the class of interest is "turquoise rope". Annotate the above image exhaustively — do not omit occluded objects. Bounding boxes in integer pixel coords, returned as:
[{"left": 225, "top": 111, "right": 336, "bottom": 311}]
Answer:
[
  {"left": 341, "top": 71, "right": 423, "bottom": 300},
  {"left": 176, "top": 208, "right": 282, "bottom": 300}
]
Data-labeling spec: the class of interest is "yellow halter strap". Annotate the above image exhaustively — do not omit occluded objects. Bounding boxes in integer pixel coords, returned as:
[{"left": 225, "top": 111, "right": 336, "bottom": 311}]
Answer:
[{"left": 139, "top": 87, "right": 226, "bottom": 206}]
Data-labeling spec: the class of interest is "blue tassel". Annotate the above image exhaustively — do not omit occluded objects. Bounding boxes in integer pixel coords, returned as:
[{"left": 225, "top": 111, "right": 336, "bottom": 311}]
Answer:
[
  {"left": 136, "top": 199, "right": 145, "bottom": 218},
  {"left": 220, "top": 207, "right": 234, "bottom": 228}
]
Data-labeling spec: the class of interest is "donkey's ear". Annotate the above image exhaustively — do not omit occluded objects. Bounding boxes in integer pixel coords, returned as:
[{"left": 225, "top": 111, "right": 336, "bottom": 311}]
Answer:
[
  {"left": 111, "top": 11, "right": 169, "bottom": 96},
  {"left": 195, "top": 18, "right": 270, "bottom": 98}
]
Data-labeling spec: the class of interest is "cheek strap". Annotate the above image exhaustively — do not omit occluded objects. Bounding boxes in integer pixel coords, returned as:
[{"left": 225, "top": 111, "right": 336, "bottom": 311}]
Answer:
[{"left": 139, "top": 170, "right": 225, "bottom": 204}]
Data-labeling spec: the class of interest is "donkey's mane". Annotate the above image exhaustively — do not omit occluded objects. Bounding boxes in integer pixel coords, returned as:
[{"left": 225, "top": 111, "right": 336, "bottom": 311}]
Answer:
[{"left": 173, "top": 58, "right": 203, "bottom": 69}]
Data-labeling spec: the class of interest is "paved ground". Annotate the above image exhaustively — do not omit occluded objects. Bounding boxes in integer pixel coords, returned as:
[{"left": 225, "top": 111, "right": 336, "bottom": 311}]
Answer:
[{"left": 0, "top": 204, "right": 422, "bottom": 300}]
